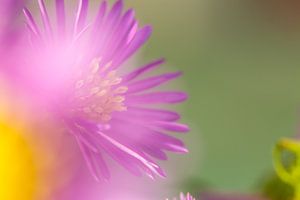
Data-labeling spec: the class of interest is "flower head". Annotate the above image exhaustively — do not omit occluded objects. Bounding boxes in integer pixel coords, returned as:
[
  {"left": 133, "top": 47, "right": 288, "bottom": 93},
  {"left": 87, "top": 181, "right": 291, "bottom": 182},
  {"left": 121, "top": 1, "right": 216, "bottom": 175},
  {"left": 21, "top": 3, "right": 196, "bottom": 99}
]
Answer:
[{"left": 22, "top": 0, "right": 189, "bottom": 180}]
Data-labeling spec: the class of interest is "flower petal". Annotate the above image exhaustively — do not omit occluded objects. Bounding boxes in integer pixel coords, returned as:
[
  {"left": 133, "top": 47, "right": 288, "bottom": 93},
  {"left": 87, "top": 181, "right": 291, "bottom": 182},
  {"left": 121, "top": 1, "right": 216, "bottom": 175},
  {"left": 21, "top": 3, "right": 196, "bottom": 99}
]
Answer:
[
  {"left": 147, "top": 121, "right": 190, "bottom": 133},
  {"left": 74, "top": 0, "right": 89, "bottom": 34},
  {"left": 92, "top": 0, "right": 107, "bottom": 34},
  {"left": 143, "top": 146, "right": 168, "bottom": 160},
  {"left": 77, "top": 137, "right": 110, "bottom": 181},
  {"left": 122, "top": 58, "right": 165, "bottom": 82},
  {"left": 97, "top": 131, "right": 166, "bottom": 178},
  {"left": 127, "top": 91, "right": 188, "bottom": 104},
  {"left": 38, "top": 0, "right": 53, "bottom": 37},
  {"left": 113, "top": 25, "right": 152, "bottom": 68},
  {"left": 23, "top": 8, "right": 41, "bottom": 38},
  {"left": 127, "top": 72, "right": 182, "bottom": 94},
  {"left": 116, "top": 107, "right": 180, "bottom": 121},
  {"left": 55, "top": 0, "right": 65, "bottom": 36}
]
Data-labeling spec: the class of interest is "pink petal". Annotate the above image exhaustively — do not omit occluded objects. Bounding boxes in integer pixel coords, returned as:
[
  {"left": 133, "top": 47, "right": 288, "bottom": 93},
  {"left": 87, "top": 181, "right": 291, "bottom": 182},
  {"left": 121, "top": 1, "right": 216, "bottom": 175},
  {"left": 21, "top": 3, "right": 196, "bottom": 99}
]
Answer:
[
  {"left": 127, "top": 91, "right": 188, "bottom": 104},
  {"left": 38, "top": 0, "right": 53, "bottom": 37},
  {"left": 92, "top": 0, "right": 107, "bottom": 34},
  {"left": 127, "top": 72, "right": 182, "bottom": 94},
  {"left": 74, "top": 0, "right": 89, "bottom": 34},
  {"left": 23, "top": 8, "right": 41, "bottom": 37},
  {"left": 147, "top": 121, "right": 190, "bottom": 133},
  {"left": 77, "top": 137, "right": 110, "bottom": 181},
  {"left": 112, "top": 25, "right": 152, "bottom": 68},
  {"left": 97, "top": 131, "right": 166, "bottom": 178},
  {"left": 123, "top": 59, "right": 165, "bottom": 82},
  {"left": 55, "top": 0, "right": 66, "bottom": 36},
  {"left": 117, "top": 107, "right": 180, "bottom": 121}
]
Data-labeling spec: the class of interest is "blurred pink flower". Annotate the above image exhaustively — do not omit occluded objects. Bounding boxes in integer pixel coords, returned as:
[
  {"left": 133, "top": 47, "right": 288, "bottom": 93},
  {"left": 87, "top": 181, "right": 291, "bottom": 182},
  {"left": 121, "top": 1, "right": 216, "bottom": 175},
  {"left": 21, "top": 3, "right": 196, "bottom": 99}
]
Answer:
[
  {"left": 0, "top": 0, "right": 27, "bottom": 93},
  {"left": 179, "top": 193, "right": 196, "bottom": 200},
  {"left": 20, "top": 0, "right": 189, "bottom": 181},
  {"left": 168, "top": 193, "right": 196, "bottom": 200},
  {"left": 0, "top": 0, "right": 25, "bottom": 45}
]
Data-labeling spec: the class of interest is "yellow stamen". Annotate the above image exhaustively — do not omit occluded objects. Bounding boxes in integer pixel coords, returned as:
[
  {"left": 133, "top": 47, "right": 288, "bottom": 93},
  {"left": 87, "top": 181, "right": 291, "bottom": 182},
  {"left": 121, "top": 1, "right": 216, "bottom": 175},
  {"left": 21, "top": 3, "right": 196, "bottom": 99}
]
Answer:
[
  {"left": 70, "top": 59, "right": 128, "bottom": 123},
  {"left": 114, "top": 86, "right": 128, "bottom": 94}
]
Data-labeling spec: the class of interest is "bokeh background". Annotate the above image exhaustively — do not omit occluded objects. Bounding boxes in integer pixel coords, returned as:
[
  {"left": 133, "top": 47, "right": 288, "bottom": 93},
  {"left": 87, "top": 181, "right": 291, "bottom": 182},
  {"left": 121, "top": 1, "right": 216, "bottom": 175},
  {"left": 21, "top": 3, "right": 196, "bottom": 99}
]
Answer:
[
  {"left": 118, "top": 0, "right": 300, "bottom": 196},
  {"left": 4, "top": 0, "right": 300, "bottom": 199}
]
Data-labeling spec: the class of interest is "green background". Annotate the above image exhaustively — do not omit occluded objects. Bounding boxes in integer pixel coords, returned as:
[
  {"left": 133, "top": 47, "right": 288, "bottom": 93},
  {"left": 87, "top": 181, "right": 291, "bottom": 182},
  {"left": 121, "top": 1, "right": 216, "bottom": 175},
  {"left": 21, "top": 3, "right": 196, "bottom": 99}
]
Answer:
[{"left": 118, "top": 0, "right": 300, "bottom": 193}]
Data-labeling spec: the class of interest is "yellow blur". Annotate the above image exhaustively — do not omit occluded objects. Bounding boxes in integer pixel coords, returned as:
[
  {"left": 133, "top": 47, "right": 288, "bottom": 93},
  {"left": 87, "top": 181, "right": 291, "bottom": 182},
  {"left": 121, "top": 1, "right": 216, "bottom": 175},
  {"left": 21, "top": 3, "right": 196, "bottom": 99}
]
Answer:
[
  {"left": 0, "top": 76, "right": 78, "bottom": 200},
  {"left": 0, "top": 123, "right": 37, "bottom": 200}
]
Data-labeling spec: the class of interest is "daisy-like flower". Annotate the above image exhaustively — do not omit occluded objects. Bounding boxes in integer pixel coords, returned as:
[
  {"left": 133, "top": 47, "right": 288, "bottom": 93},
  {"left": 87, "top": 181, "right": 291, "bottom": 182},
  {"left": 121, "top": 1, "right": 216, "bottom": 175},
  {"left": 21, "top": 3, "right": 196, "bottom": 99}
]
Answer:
[{"left": 22, "top": 0, "right": 189, "bottom": 180}]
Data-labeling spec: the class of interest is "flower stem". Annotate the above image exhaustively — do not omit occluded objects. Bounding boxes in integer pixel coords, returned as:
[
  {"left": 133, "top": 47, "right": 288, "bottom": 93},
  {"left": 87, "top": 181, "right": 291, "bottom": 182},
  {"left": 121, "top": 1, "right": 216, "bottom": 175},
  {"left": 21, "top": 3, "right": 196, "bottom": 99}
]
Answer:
[{"left": 273, "top": 138, "right": 300, "bottom": 200}]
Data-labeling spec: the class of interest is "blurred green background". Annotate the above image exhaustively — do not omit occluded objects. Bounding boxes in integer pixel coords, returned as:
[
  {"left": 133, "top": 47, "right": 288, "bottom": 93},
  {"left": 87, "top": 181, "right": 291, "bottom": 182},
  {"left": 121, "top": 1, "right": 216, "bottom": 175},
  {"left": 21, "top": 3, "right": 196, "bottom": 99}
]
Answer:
[{"left": 114, "top": 0, "right": 300, "bottom": 194}]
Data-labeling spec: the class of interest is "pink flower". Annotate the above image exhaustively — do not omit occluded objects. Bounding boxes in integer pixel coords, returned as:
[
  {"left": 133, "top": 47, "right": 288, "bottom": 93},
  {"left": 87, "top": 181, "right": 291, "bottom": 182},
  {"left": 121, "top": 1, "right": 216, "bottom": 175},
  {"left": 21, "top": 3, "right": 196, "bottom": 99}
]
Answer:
[
  {"left": 21, "top": 0, "right": 189, "bottom": 181},
  {"left": 179, "top": 193, "right": 196, "bottom": 200},
  {"left": 168, "top": 193, "right": 196, "bottom": 200},
  {"left": 0, "top": 0, "right": 25, "bottom": 45}
]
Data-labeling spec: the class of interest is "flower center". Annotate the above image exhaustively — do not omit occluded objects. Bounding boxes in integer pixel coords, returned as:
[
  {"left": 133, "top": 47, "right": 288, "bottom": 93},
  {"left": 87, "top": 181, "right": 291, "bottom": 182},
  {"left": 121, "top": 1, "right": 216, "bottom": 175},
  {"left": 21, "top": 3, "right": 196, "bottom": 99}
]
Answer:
[{"left": 68, "top": 59, "right": 127, "bottom": 123}]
